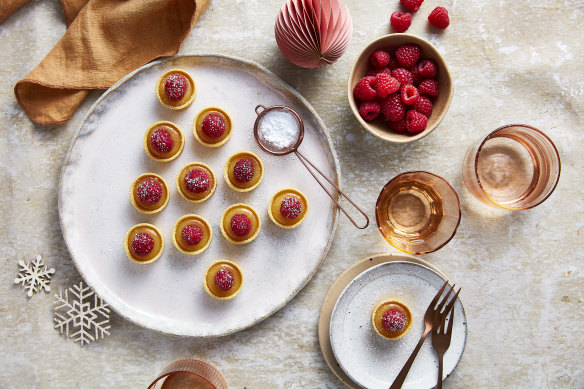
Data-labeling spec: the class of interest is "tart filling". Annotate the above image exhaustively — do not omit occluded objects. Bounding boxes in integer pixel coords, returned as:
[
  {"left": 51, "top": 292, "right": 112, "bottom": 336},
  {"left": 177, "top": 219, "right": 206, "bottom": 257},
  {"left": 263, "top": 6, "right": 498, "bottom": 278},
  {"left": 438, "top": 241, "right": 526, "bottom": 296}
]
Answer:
[
  {"left": 372, "top": 299, "right": 413, "bottom": 340},
  {"left": 172, "top": 214, "right": 212, "bottom": 255},
  {"left": 129, "top": 173, "right": 169, "bottom": 214},
  {"left": 204, "top": 260, "right": 243, "bottom": 300},
  {"left": 143, "top": 121, "right": 184, "bottom": 162},
  {"left": 193, "top": 107, "right": 232, "bottom": 147},
  {"left": 124, "top": 223, "right": 164, "bottom": 264},
  {"left": 224, "top": 151, "right": 264, "bottom": 192},
  {"left": 268, "top": 188, "right": 308, "bottom": 228},
  {"left": 176, "top": 162, "right": 216, "bottom": 203},
  {"left": 156, "top": 69, "right": 196, "bottom": 110},
  {"left": 220, "top": 204, "right": 261, "bottom": 244}
]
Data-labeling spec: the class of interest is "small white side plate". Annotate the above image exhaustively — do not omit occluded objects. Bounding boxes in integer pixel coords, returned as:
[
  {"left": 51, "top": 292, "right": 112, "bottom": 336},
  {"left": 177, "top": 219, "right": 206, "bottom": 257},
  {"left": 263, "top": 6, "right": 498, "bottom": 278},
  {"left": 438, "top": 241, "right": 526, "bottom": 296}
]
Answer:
[{"left": 330, "top": 261, "right": 467, "bottom": 389}]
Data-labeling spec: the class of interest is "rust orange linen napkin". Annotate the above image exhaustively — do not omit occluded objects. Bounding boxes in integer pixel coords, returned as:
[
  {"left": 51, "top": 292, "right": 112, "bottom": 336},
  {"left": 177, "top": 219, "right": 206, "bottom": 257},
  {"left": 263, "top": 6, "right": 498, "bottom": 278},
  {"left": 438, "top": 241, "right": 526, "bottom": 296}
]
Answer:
[{"left": 7, "top": 0, "right": 210, "bottom": 125}]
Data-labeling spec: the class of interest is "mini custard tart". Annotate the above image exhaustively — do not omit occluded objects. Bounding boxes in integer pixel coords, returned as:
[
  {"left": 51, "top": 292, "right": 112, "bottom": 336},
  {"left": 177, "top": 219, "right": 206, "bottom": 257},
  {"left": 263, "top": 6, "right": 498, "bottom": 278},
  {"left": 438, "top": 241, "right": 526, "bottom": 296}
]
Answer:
[
  {"left": 176, "top": 162, "right": 216, "bottom": 203},
  {"left": 129, "top": 173, "right": 169, "bottom": 214},
  {"left": 204, "top": 260, "right": 243, "bottom": 300},
  {"left": 268, "top": 188, "right": 308, "bottom": 229},
  {"left": 220, "top": 203, "right": 261, "bottom": 244},
  {"left": 156, "top": 69, "right": 196, "bottom": 110},
  {"left": 223, "top": 151, "right": 264, "bottom": 192},
  {"left": 371, "top": 299, "right": 413, "bottom": 340},
  {"left": 143, "top": 121, "right": 185, "bottom": 162},
  {"left": 193, "top": 107, "right": 232, "bottom": 147},
  {"left": 172, "top": 214, "right": 212, "bottom": 255},
  {"left": 124, "top": 223, "right": 164, "bottom": 264}
]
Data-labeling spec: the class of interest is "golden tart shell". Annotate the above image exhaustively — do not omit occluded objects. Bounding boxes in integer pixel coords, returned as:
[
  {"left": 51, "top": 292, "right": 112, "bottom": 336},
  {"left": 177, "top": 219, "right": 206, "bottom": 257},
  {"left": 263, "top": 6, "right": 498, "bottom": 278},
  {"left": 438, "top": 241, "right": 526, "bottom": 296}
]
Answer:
[
  {"left": 124, "top": 223, "right": 164, "bottom": 264},
  {"left": 155, "top": 69, "right": 196, "bottom": 110},
  {"left": 220, "top": 203, "right": 261, "bottom": 244},
  {"left": 223, "top": 151, "right": 264, "bottom": 192},
  {"left": 143, "top": 121, "right": 185, "bottom": 162},
  {"left": 176, "top": 162, "right": 216, "bottom": 203},
  {"left": 129, "top": 173, "right": 169, "bottom": 214},
  {"left": 204, "top": 260, "right": 243, "bottom": 300},
  {"left": 372, "top": 299, "right": 413, "bottom": 340},
  {"left": 172, "top": 214, "right": 212, "bottom": 255},
  {"left": 268, "top": 188, "right": 308, "bottom": 229},
  {"left": 193, "top": 107, "right": 233, "bottom": 148}
]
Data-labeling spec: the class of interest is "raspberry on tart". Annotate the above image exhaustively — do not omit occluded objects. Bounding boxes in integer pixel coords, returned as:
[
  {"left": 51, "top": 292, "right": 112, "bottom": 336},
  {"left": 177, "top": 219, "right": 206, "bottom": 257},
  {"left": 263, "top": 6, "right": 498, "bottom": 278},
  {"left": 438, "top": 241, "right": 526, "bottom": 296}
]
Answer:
[
  {"left": 204, "top": 260, "right": 243, "bottom": 300},
  {"left": 223, "top": 151, "right": 264, "bottom": 192},
  {"left": 143, "top": 121, "right": 185, "bottom": 162},
  {"left": 129, "top": 173, "right": 169, "bottom": 214},
  {"left": 176, "top": 162, "right": 216, "bottom": 203},
  {"left": 172, "top": 214, "right": 212, "bottom": 255},
  {"left": 193, "top": 107, "right": 233, "bottom": 147},
  {"left": 268, "top": 188, "right": 309, "bottom": 229},
  {"left": 220, "top": 204, "right": 261, "bottom": 244},
  {"left": 156, "top": 69, "right": 196, "bottom": 110},
  {"left": 124, "top": 223, "right": 164, "bottom": 264},
  {"left": 372, "top": 299, "right": 413, "bottom": 340}
]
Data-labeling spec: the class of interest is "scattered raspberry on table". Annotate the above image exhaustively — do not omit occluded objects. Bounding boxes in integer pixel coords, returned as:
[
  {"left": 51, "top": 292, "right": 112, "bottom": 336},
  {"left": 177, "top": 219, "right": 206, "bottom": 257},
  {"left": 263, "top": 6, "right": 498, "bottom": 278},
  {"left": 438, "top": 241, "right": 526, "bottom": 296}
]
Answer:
[
  {"left": 390, "top": 11, "right": 412, "bottom": 33},
  {"left": 428, "top": 6, "right": 450, "bottom": 29}
]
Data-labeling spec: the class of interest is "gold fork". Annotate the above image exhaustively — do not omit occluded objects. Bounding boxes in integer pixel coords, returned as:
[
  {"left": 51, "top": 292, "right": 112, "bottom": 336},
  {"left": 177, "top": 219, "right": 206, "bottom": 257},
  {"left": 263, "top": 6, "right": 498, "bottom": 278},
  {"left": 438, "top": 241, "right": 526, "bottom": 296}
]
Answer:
[
  {"left": 389, "top": 281, "right": 455, "bottom": 389},
  {"left": 432, "top": 287, "right": 460, "bottom": 389}
]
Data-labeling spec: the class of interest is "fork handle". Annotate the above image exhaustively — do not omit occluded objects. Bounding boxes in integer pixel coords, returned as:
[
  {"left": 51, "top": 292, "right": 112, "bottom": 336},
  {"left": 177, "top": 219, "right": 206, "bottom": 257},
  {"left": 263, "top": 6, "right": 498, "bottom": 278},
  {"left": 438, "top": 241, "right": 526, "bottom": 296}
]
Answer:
[
  {"left": 436, "top": 354, "right": 444, "bottom": 389},
  {"left": 389, "top": 328, "right": 431, "bottom": 389}
]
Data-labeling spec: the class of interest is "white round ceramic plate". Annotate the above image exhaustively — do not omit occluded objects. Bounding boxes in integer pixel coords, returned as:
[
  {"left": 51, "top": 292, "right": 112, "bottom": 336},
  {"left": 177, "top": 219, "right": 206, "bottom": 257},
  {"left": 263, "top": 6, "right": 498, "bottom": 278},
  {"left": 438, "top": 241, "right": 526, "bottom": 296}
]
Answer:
[
  {"left": 59, "top": 54, "right": 339, "bottom": 337},
  {"left": 329, "top": 261, "right": 467, "bottom": 389}
]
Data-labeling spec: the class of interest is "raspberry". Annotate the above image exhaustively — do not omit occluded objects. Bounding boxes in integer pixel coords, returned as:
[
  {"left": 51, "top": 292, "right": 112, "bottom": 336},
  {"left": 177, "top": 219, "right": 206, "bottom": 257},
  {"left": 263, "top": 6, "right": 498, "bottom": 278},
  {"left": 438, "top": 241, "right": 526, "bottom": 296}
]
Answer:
[
  {"left": 417, "top": 59, "right": 438, "bottom": 78},
  {"left": 280, "top": 196, "right": 302, "bottom": 219},
  {"left": 150, "top": 128, "right": 174, "bottom": 153},
  {"left": 395, "top": 44, "right": 421, "bottom": 69},
  {"left": 132, "top": 233, "right": 154, "bottom": 256},
  {"left": 405, "top": 110, "right": 428, "bottom": 134},
  {"left": 391, "top": 68, "right": 413, "bottom": 87},
  {"left": 418, "top": 79, "right": 439, "bottom": 98},
  {"left": 214, "top": 268, "right": 234, "bottom": 291},
  {"left": 233, "top": 158, "right": 255, "bottom": 183},
  {"left": 375, "top": 73, "right": 400, "bottom": 99},
  {"left": 164, "top": 74, "right": 188, "bottom": 101},
  {"left": 359, "top": 101, "right": 381, "bottom": 122},
  {"left": 136, "top": 179, "right": 162, "bottom": 205},
  {"left": 230, "top": 214, "right": 251, "bottom": 237},
  {"left": 428, "top": 7, "right": 450, "bottom": 29},
  {"left": 401, "top": 85, "right": 419, "bottom": 105},
  {"left": 411, "top": 66, "right": 423, "bottom": 85},
  {"left": 400, "top": 0, "right": 423, "bottom": 13},
  {"left": 366, "top": 67, "right": 392, "bottom": 77},
  {"left": 390, "top": 11, "right": 412, "bottom": 33},
  {"left": 353, "top": 76, "right": 377, "bottom": 101},
  {"left": 388, "top": 54, "right": 400, "bottom": 70},
  {"left": 414, "top": 96, "right": 433, "bottom": 117},
  {"left": 182, "top": 224, "right": 203, "bottom": 245},
  {"left": 201, "top": 114, "right": 226, "bottom": 138},
  {"left": 370, "top": 50, "right": 390, "bottom": 69},
  {"left": 184, "top": 169, "right": 209, "bottom": 193},
  {"left": 381, "top": 93, "right": 406, "bottom": 122},
  {"left": 382, "top": 309, "right": 407, "bottom": 332},
  {"left": 388, "top": 119, "right": 406, "bottom": 133}
]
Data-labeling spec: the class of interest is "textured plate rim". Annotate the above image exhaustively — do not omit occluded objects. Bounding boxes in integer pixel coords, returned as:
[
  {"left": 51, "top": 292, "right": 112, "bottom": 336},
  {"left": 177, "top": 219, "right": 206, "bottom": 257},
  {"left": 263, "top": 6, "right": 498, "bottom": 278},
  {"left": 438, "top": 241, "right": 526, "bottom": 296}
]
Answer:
[
  {"left": 58, "top": 53, "right": 341, "bottom": 337},
  {"left": 329, "top": 260, "right": 468, "bottom": 388}
]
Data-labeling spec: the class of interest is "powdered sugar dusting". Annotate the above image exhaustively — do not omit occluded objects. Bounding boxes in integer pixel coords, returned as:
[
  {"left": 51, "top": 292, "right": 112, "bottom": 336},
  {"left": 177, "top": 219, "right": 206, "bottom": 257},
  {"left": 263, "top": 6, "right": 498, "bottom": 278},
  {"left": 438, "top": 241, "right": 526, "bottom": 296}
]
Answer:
[{"left": 257, "top": 109, "right": 300, "bottom": 152}]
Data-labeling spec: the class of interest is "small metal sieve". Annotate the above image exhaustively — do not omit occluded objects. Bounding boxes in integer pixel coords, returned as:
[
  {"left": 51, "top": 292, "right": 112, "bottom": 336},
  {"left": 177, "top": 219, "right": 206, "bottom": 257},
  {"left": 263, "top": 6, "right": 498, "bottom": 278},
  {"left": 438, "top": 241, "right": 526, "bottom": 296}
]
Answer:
[{"left": 253, "top": 104, "right": 369, "bottom": 229}]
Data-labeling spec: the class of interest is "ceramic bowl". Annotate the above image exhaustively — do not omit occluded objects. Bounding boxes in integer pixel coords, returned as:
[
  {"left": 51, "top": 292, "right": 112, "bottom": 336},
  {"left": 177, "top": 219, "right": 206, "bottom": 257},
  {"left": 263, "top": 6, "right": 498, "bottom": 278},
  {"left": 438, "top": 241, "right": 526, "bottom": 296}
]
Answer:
[{"left": 348, "top": 34, "right": 453, "bottom": 143}]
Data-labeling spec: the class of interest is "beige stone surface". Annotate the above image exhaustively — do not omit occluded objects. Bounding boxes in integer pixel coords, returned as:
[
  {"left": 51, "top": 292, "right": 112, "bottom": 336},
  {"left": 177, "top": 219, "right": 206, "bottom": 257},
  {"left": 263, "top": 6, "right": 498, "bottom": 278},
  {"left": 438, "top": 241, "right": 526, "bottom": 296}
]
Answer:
[{"left": 1, "top": 0, "right": 583, "bottom": 387}]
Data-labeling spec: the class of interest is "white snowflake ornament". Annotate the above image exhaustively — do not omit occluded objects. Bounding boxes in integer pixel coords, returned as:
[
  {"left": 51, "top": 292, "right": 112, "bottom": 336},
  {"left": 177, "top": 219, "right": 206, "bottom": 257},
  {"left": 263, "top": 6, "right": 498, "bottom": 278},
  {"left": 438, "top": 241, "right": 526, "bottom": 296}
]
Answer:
[
  {"left": 14, "top": 255, "right": 55, "bottom": 297},
  {"left": 54, "top": 282, "right": 111, "bottom": 346}
]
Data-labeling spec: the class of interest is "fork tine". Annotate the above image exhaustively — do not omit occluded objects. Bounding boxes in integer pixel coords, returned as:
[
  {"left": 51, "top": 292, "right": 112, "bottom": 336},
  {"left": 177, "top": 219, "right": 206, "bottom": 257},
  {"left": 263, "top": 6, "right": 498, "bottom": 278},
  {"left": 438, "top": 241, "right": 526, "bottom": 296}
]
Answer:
[
  {"left": 439, "top": 288, "right": 461, "bottom": 331},
  {"left": 436, "top": 283, "right": 455, "bottom": 312},
  {"left": 446, "top": 304, "right": 455, "bottom": 335},
  {"left": 430, "top": 280, "right": 449, "bottom": 309}
]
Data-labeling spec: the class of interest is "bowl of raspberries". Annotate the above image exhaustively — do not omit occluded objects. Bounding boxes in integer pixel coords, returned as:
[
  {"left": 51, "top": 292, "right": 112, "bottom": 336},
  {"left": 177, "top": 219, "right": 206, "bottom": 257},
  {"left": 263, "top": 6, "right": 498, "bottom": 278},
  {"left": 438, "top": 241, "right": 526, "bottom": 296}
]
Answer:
[{"left": 348, "top": 34, "right": 453, "bottom": 143}]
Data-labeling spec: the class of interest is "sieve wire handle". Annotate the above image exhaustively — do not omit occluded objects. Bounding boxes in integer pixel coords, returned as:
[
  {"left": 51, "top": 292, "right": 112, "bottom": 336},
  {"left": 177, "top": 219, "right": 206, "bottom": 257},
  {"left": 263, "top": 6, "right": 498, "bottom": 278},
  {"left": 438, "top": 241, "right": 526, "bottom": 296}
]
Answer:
[{"left": 295, "top": 150, "right": 370, "bottom": 229}]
